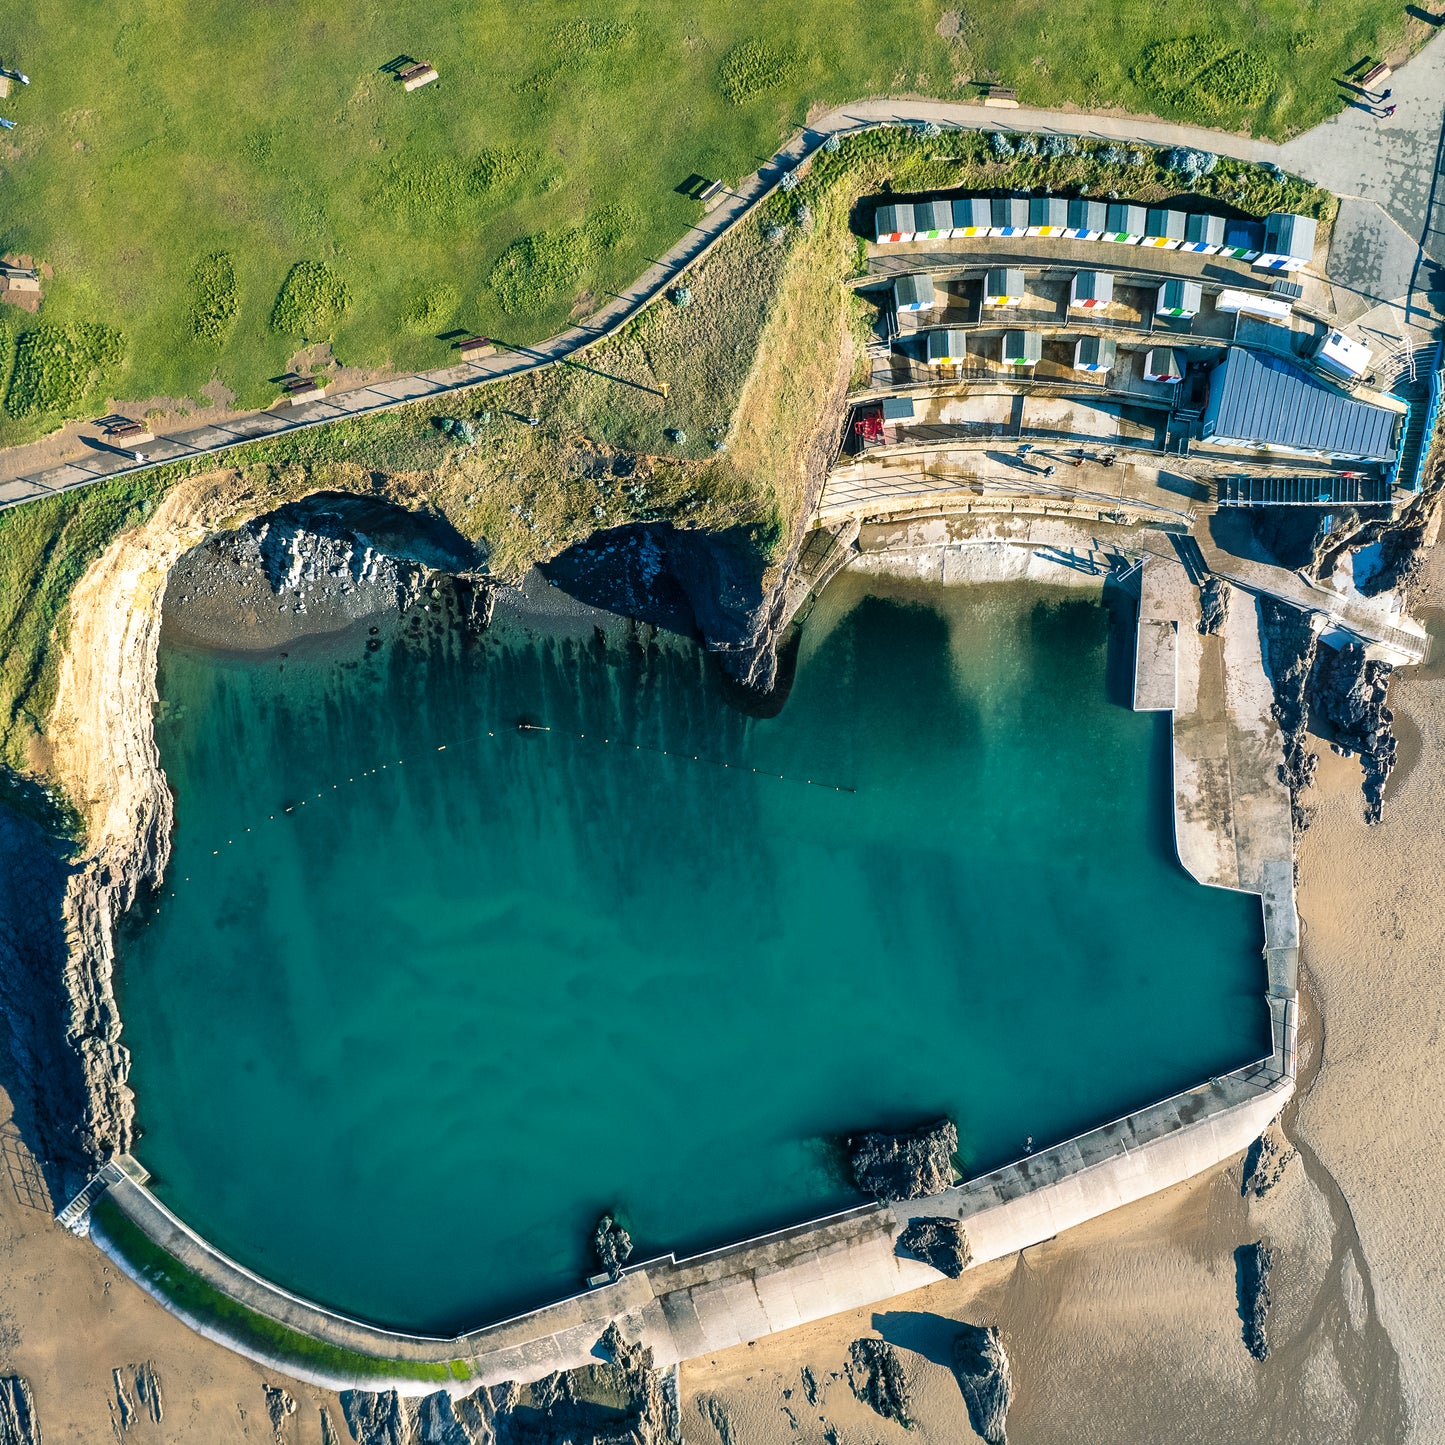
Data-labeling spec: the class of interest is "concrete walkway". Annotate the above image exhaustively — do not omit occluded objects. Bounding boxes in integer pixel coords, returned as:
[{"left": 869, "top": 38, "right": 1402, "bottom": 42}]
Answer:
[{"left": 4, "top": 29, "right": 1443, "bottom": 512}]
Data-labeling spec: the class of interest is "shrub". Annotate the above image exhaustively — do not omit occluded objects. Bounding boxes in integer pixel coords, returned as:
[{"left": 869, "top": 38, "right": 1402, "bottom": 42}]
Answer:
[
  {"left": 5, "top": 323, "right": 124, "bottom": 418},
  {"left": 188, "top": 252, "right": 238, "bottom": 343},
  {"left": 719, "top": 39, "right": 798, "bottom": 104},
  {"left": 779, "top": 169, "right": 800, "bottom": 192},
  {"left": 794, "top": 201, "right": 812, "bottom": 230},
  {"left": 1015, "top": 134, "right": 1039, "bottom": 157},
  {"left": 270, "top": 262, "right": 351, "bottom": 336},
  {"left": 1100, "top": 143, "right": 1126, "bottom": 166},
  {"left": 487, "top": 206, "right": 633, "bottom": 315},
  {"left": 402, "top": 285, "right": 459, "bottom": 333},
  {"left": 823, "top": 133, "right": 842, "bottom": 153},
  {"left": 989, "top": 132, "right": 1015, "bottom": 158},
  {"left": 1041, "top": 135, "right": 1067, "bottom": 158},
  {"left": 915, "top": 119, "right": 941, "bottom": 140},
  {"left": 762, "top": 222, "right": 785, "bottom": 244},
  {"left": 668, "top": 285, "right": 692, "bottom": 308}
]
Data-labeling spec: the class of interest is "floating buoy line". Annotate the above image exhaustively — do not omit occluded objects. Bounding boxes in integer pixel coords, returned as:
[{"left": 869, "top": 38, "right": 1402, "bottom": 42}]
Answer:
[{"left": 145, "top": 719, "right": 855, "bottom": 919}]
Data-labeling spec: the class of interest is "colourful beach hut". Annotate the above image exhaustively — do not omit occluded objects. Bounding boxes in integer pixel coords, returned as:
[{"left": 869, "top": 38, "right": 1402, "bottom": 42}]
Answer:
[
  {"left": 1102, "top": 203, "right": 1147, "bottom": 244},
  {"left": 1027, "top": 197, "right": 1069, "bottom": 236},
  {"left": 874, "top": 203, "right": 916, "bottom": 244},
  {"left": 1218, "top": 220, "right": 1264, "bottom": 261},
  {"left": 1155, "top": 279, "right": 1202, "bottom": 319},
  {"left": 951, "top": 197, "right": 992, "bottom": 237},
  {"left": 982, "top": 268, "right": 1026, "bottom": 308},
  {"left": 1073, "top": 336, "right": 1117, "bottom": 374},
  {"left": 1001, "top": 331, "right": 1043, "bottom": 368},
  {"left": 1180, "top": 213, "right": 1226, "bottom": 253},
  {"left": 912, "top": 200, "right": 952, "bottom": 240},
  {"left": 1064, "top": 199, "right": 1108, "bottom": 240},
  {"left": 1256, "top": 213, "right": 1317, "bottom": 272},
  {"left": 989, "top": 197, "right": 1029, "bottom": 236},
  {"left": 1143, "top": 348, "right": 1184, "bottom": 383},
  {"left": 893, "top": 274, "right": 937, "bottom": 313},
  {"left": 927, "top": 329, "right": 969, "bottom": 367},
  {"left": 1142, "top": 209, "right": 1187, "bottom": 249},
  {"left": 1070, "top": 271, "right": 1114, "bottom": 310}
]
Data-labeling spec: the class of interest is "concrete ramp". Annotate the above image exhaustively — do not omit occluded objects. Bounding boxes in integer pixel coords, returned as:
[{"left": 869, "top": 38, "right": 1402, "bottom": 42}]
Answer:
[{"left": 1133, "top": 557, "right": 1194, "bottom": 711}]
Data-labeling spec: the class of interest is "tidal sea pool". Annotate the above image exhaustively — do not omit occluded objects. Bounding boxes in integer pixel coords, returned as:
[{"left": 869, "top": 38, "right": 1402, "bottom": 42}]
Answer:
[{"left": 118, "top": 574, "right": 1268, "bottom": 1332}]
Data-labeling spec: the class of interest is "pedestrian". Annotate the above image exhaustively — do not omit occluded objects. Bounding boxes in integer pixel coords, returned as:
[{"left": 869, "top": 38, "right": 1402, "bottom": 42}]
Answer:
[
  {"left": 1043, "top": 465, "right": 1056, "bottom": 477},
  {"left": 1383, "top": 105, "right": 1397, "bottom": 118},
  {"left": 1072, "top": 456, "right": 1084, "bottom": 468},
  {"left": 1378, "top": 88, "right": 1392, "bottom": 102}
]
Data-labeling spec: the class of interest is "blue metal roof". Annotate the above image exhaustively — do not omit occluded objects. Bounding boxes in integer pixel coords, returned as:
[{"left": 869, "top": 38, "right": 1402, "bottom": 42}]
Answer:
[{"left": 1202, "top": 348, "right": 1399, "bottom": 461}]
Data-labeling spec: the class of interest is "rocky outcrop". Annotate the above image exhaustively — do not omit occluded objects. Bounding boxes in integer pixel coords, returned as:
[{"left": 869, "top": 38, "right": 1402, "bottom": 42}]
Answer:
[
  {"left": 845, "top": 1338, "right": 913, "bottom": 1429},
  {"left": 263, "top": 1384, "right": 296, "bottom": 1439},
  {"left": 1258, "top": 598, "right": 1320, "bottom": 835},
  {"left": 953, "top": 1324, "right": 1013, "bottom": 1445},
  {"left": 1236, "top": 1240, "right": 1275, "bottom": 1361},
  {"left": 896, "top": 1216, "right": 973, "bottom": 1277},
  {"left": 593, "top": 1213, "right": 633, "bottom": 1282},
  {"left": 0, "top": 1376, "right": 42, "bottom": 1445},
  {"left": 1242, "top": 1124, "right": 1296, "bottom": 1200},
  {"left": 1307, "top": 641, "right": 1397, "bottom": 825},
  {"left": 341, "top": 1389, "right": 411, "bottom": 1445},
  {"left": 112, "top": 1363, "right": 163, "bottom": 1430},
  {"left": 1197, "top": 576, "right": 1231, "bottom": 636},
  {"left": 848, "top": 1118, "right": 958, "bottom": 1201}
]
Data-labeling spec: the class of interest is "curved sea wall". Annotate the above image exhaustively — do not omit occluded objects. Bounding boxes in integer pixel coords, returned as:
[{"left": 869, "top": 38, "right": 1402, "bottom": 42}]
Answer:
[{"left": 64, "top": 518, "right": 1299, "bottom": 1394}]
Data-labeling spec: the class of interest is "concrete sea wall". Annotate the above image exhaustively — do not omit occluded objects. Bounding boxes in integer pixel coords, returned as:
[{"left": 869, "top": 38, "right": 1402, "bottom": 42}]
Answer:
[{"left": 82, "top": 540, "right": 1299, "bottom": 1395}]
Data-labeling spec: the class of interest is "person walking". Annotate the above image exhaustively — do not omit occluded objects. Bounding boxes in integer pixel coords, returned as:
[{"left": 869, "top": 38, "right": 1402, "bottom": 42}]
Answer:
[{"left": 1382, "top": 104, "right": 1397, "bottom": 118}]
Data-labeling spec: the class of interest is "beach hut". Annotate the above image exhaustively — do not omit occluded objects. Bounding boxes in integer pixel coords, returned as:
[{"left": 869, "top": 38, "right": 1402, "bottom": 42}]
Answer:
[
  {"left": 1155, "top": 279, "right": 1202, "bottom": 319},
  {"left": 927, "top": 329, "right": 969, "bottom": 367},
  {"left": 1102, "top": 203, "right": 1147, "bottom": 244},
  {"left": 1073, "top": 336, "right": 1117, "bottom": 374},
  {"left": 1001, "top": 331, "right": 1043, "bottom": 369},
  {"left": 1218, "top": 220, "right": 1264, "bottom": 261},
  {"left": 950, "top": 197, "right": 992, "bottom": 237},
  {"left": 1026, "top": 197, "right": 1069, "bottom": 236},
  {"left": 1180, "top": 213, "right": 1226, "bottom": 253},
  {"left": 1064, "top": 199, "right": 1108, "bottom": 240},
  {"left": 874, "top": 203, "right": 916, "bottom": 244},
  {"left": 1142, "top": 209, "right": 1187, "bottom": 249},
  {"left": 989, "top": 197, "right": 1029, "bottom": 236},
  {"left": 1069, "top": 271, "right": 1114, "bottom": 310},
  {"left": 1256, "top": 213, "right": 1317, "bottom": 272},
  {"left": 893, "top": 274, "right": 937, "bottom": 313},
  {"left": 1143, "top": 348, "right": 1184, "bottom": 384},
  {"left": 982, "top": 268, "right": 1026, "bottom": 307},
  {"left": 1314, "top": 329, "right": 1373, "bottom": 382},
  {"left": 912, "top": 199, "right": 953, "bottom": 240}
]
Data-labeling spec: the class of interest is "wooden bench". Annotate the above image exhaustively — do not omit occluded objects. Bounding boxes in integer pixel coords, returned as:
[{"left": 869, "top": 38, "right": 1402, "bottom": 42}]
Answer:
[
  {"left": 982, "top": 86, "right": 1020, "bottom": 109},
  {"left": 457, "top": 336, "right": 495, "bottom": 360},
  {"left": 399, "top": 62, "right": 439, "bottom": 92},
  {"left": 105, "top": 419, "right": 155, "bottom": 444},
  {"left": 284, "top": 378, "right": 326, "bottom": 404},
  {"left": 1359, "top": 60, "right": 1391, "bottom": 88}
]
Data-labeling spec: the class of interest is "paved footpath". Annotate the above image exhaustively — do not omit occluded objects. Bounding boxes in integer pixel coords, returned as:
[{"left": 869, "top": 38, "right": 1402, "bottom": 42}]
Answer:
[{"left": 2, "top": 30, "right": 1442, "bottom": 513}]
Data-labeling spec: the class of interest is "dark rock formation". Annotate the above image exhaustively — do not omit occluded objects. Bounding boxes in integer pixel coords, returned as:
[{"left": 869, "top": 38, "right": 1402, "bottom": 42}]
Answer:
[
  {"left": 1307, "top": 641, "right": 1397, "bottom": 824},
  {"left": 1241, "top": 1125, "right": 1296, "bottom": 1200},
  {"left": 0, "top": 1376, "right": 42, "bottom": 1445},
  {"left": 340, "top": 1389, "right": 410, "bottom": 1445},
  {"left": 1197, "top": 575, "right": 1231, "bottom": 636},
  {"left": 896, "top": 1217, "right": 973, "bottom": 1277},
  {"left": 954, "top": 1325, "right": 1014, "bottom": 1445},
  {"left": 848, "top": 1118, "right": 958, "bottom": 1201},
  {"left": 1236, "top": 1240, "right": 1275, "bottom": 1361},
  {"left": 1258, "top": 598, "right": 1320, "bottom": 835},
  {"left": 593, "top": 1213, "right": 633, "bottom": 1282},
  {"left": 412, "top": 1392, "right": 471, "bottom": 1445},
  {"left": 263, "top": 1384, "right": 296, "bottom": 1438},
  {"left": 845, "top": 1338, "right": 913, "bottom": 1429}
]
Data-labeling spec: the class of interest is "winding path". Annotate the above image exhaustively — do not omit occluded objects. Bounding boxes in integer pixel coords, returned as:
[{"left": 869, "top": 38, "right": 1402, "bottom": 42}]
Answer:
[{"left": 2, "top": 30, "right": 1442, "bottom": 512}]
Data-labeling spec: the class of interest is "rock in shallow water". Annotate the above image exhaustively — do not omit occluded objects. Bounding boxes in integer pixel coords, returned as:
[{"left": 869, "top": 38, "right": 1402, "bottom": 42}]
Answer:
[
  {"left": 953, "top": 1324, "right": 1014, "bottom": 1444},
  {"left": 848, "top": 1118, "right": 957, "bottom": 1201},
  {"left": 593, "top": 1212, "right": 633, "bottom": 1282}
]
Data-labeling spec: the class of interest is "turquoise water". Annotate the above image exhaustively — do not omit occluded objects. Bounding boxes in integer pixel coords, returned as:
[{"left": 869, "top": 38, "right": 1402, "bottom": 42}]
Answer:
[{"left": 118, "top": 575, "right": 1267, "bottom": 1332}]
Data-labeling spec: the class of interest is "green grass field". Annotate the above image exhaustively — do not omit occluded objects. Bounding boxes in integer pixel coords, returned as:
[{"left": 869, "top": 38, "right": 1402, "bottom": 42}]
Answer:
[{"left": 0, "top": 0, "right": 1418, "bottom": 445}]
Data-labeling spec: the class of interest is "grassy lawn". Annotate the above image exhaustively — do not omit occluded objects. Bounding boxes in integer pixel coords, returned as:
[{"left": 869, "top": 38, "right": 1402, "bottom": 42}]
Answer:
[
  {"left": 0, "top": 0, "right": 1417, "bottom": 445},
  {"left": 0, "top": 124, "right": 1335, "bottom": 811},
  {"left": 91, "top": 1194, "right": 472, "bottom": 1384}
]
